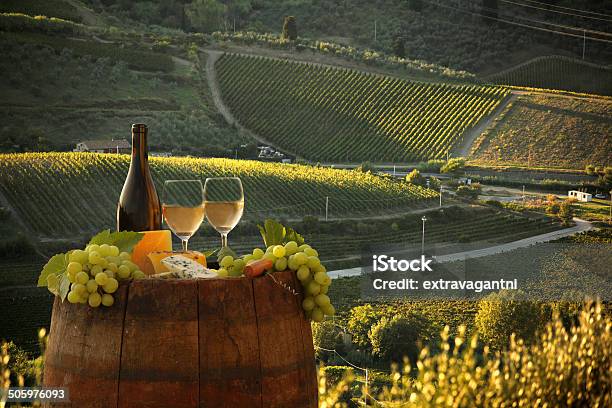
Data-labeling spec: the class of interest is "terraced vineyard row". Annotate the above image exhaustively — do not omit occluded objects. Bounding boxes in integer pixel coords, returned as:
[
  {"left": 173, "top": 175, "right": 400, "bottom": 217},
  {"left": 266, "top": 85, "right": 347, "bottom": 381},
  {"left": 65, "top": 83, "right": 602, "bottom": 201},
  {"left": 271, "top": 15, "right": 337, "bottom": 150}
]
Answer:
[
  {"left": 487, "top": 56, "right": 612, "bottom": 96},
  {"left": 0, "top": 153, "right": 437, "bottom": 237},
  {"left": 216, "top": 53, "right": 509, "bottom": 162}
]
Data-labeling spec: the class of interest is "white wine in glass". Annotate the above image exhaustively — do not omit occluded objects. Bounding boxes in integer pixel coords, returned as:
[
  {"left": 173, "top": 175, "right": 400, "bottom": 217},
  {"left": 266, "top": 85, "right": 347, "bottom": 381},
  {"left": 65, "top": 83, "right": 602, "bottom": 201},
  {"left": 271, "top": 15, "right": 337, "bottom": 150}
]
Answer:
[
  {"left": 162, "top": 180, "right": 205, "bottom": 252},
  {"left": 204, "top": 177, "right": 244, "bottom": 248}
]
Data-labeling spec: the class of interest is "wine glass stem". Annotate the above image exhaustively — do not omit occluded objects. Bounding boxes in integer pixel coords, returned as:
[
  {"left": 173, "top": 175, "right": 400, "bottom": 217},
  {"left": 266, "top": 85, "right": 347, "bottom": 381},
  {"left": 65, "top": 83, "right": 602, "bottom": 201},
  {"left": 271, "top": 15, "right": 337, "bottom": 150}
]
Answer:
[
  {"left": 220, "top": 233, "right": 228, "bottom": 248},
  {"left": 181, "top": 238, "right": 189, "bottom": 252}
]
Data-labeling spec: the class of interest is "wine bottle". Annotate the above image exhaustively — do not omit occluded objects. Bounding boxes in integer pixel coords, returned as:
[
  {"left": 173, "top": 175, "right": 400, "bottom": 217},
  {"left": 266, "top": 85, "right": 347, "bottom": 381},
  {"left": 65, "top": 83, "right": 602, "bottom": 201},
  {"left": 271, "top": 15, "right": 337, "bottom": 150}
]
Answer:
[{"left": 117, "top": 124, "right": 162, "bottom": 231}]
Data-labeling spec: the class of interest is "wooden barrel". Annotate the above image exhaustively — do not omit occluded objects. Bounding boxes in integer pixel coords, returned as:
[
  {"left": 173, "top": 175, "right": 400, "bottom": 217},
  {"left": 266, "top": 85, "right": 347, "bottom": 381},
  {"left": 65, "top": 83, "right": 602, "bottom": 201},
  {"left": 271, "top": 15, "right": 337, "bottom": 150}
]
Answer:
[{"left": 43, "top": 271, "right": 317, "bottom": 408}]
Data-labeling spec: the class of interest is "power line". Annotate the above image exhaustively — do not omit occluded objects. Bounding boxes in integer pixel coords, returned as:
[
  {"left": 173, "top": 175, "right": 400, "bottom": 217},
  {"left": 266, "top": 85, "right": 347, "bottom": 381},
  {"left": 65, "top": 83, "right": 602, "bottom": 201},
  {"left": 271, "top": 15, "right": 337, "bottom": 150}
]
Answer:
[
  {"left": 423, "top": 0, "right": 612, "bottom": 44},
  {"left": 500, "top": 0, "right": 612, "bottom": 23},
  {"left": 517, "top": 0, "right": 612, "bottom": 19}
]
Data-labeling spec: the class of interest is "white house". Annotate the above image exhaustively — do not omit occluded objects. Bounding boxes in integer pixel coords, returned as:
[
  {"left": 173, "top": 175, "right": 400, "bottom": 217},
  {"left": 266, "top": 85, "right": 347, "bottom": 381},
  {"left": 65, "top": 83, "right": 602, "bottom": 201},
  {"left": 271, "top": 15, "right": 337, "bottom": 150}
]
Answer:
[
  {"left": 568, "top": 190, "right": 592, "bottom": 202},
  {"left": 74, "top": 139, "right": 131, "bottom": 154}
]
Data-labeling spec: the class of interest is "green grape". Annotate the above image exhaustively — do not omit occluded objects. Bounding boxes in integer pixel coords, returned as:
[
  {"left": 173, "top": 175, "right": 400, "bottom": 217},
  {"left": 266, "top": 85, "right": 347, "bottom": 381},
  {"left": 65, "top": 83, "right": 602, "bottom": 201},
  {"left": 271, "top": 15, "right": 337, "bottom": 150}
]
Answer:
[
  {"left": 88, "top": 292, "right": 102, "bottom": 307},
  {"left": 106, "top": 262, "right": 118, "bottom": 273},
  {"left": 46, "top": 274, "right": 59, "bottom": 288},
  {"left": 82, "top": 264, "right": 90, "bottom": 273},
  {"left": 98, "top": 244, "right": 111, "bottom": 257},
  {"left": 105, "top": 270, "right": 115, "bottom": 279},
  {"left": 274, "top": 257, "right": 288, "bottom": 271},
  {"left": 304, "top": 247, "right": 318, "bottom": 257},
  {"left": 322, "top": 304, "right": 335, "bottom": 316},
  {"left": 307, "top": 281, "right": 321, "bottom": 296},
  {"left": 102, "top": 278, "right": 119, "bottom": 294},
  {"left": 315, "top": 294, "right": 331, "bottom": 307},
  {"left": 311, "top": 307, "right": 324, "bottom": 322},
  {"left": 220, "top": 256, "right": 234, "bottom": 268},
  {"left": 76, "top": 271, "right": 89, "bottom": 285},
  {"left": 71, "top": 283, "right": 87, "bottom": 296},
  {"left": 90, "top": 264, "right": 103, "bottom": 277},
  {"left": 132, "top": 270, "right": 146, "bottom": 279},
  {"left": 284, "top": 241, "right": 299, "bottom": 256},
  {"left": 117, "top": 265, "right": 131, "bottom": 279},
  {"left": 66, "top": 262, "right": 82, "bottom": 275},
  {"left": 322, "top": 276, "right": 332, "bottom": 286},
  {"left": 98, "top": 258, "right": 109, "bottom": 269},
  {"left": 122, "top": 261, "right": 138, "bottom": 272},
  {"left": 79, "top": 294, "right": 88, "bottom": 304},
  {"left": 298, "top": 244, "right": 311, "bottom": 252},
  {"left": 243, "top": 254, "right": 254, "bottom": 264},
  {"left": 308, "top": 257, "right": 321, "bottom": 270},
  {"left": 293, "top": 252, "right": 308, "bottom": 266},
  {"left": 106, "top": 256, "right": 122, "bottom": 266},
  {"left": 252, "top": 248, "right": 265, "bottom": 259},
  {"left": 109, "top": 245, "right": 120, "bottom": 257},
  {"left": 101, "top": 294, "right": 114, "bottom": 307},
  {"left": 94, "top": 273, "right": 108, "bottom": 286},
  {"left": 119, "top": 252, "right": 131, "bottom": 261},
  {"left": 297, "top": 265, "right": 310, "bottom": 281},
  {"left": 302, "top": 296, "right": 315, "bottom": 311},
  {"left": 88, "top": 251, "right": 103, "bottom": 265},
  {"left": 67, "top": 270, "right": 77, "bottom": 283},
  {"left": 263, "top": 253, "right": 276, "bottom": 263},
  {"left": 272, "top": 245, "right": 286, "bottom": 258},
  {"left": 69, "top": 250, "right": 89, "bottom": 265},
  {"left": 233, "top": 259, "right": 246, "bottom": 271},
  {"left": 87, "top": 244, "right": 100, "bottom": 254},
  {"left": 319, "top": 284, "right": 329, "bottom": 295},
  {"left": 287, "top": 256, "right": 300, "bottom": 271},
  {"left": 313, "top": 264, "right": 326, "bottom": 274},
  {"left": 216, "top": 268, "right": 229, "bottom": 277},
  {"left": 67, "top": 290, "right": 80, "bottom": 304},
  {"left": 314, "top": 272, "right": 328, "bottom": 285},
  {"left": 86, "top": 279, "right": 98, "bottom": 293}
]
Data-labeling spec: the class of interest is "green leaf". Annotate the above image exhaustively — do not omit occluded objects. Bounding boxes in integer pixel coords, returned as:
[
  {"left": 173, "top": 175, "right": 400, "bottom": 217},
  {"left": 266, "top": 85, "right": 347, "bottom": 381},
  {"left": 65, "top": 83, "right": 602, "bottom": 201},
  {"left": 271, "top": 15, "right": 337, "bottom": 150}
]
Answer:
[
  {"left": 216, "top": 246, "right": 238, "bottom": 261},
  {"left": 258, "top": 219, "right": 286, "bottom": 247},
  {"left": 58, "top": 274, "right": 71, "bottom": 301},
  {"left": 88, "top": 229, "right": 112, "bottom": 246},
  {"left": 37, "top": 253, "right": 68, "bottom": 287},
  {"left": 285, "top": 227, "right": 305, "bottom": 246},
  {"left": 88, "top": 230, "right": 144, "bottom": 253},
  {"left": 109, "top": 231, "right": 144, "bottom": 253}
]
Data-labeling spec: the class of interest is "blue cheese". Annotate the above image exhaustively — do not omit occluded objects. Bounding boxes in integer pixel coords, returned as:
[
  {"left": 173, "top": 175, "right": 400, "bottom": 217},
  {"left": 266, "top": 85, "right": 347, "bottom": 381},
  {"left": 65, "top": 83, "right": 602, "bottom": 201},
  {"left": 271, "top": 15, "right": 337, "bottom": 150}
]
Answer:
[{"left": 159, "top": 255, "right": 217, "bottom": 279}]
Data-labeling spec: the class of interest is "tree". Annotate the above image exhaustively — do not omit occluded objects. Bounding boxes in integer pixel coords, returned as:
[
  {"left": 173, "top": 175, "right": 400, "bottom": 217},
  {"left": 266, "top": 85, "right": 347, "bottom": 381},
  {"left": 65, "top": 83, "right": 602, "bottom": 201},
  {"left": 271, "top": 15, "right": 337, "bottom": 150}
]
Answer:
[
  {"left": 392, "top": 35, "right": 406, "bottom": 58},
  {"left": 558, "top": 200, "right": 574, "bottom": 226},
  {"left": 185, "top": 0, "right": 225, "bottom": 33},
  {"left": 585, "top": 164, "right": 596, "bottom": 175},
  {"left": 282, "top": 15, "right": 297, "bottom": 40},
  {"left": 440, "top": 157, "right": 466, "bottom": 175},
  {"left": 405, "top": 169, "right": 424, "bottom": 185},
  {"left": 597, "top": 167, "right": 612, "bottom": 190}
]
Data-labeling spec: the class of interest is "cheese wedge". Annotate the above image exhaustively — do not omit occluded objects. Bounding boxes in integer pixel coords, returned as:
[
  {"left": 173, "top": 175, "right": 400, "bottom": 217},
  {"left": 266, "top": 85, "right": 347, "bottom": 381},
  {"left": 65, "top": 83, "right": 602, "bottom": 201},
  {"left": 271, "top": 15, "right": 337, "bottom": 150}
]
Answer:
[
  {"left": 158, "top": 255, "right": 217, "bottom": 279},
  {"left": 145, "top": 250, "right": 207, "bottom": 275},
  {"left": 132, "top": 230, "right": 173, "bottom": 273}
]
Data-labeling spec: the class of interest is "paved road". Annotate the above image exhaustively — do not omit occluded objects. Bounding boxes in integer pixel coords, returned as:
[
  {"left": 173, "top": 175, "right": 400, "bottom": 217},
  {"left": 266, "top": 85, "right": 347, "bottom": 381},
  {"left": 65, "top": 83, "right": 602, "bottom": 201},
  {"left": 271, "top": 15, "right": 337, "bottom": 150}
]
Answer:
[{"left": 328, "top": 218, "right": 593, "bottom": 279}]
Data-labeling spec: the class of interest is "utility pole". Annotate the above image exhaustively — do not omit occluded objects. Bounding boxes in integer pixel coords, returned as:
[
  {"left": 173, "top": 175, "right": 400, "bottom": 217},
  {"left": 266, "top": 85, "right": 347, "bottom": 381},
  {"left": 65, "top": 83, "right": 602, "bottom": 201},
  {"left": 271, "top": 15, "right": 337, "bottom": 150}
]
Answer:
[
  {"left": 609, "top": 190, "right": 612, "bottom": 223},
  {"left": 522, "top": 185, "right": 526, "bottom": 205},
  {"left": 582, "top": 30, "right": 586, "bottom": 60},
  {"left": 374, "top": 20, "right": 377, "bottom": 42},
  {"left": 440, "top": 185, "right": 442, "bottom": 207},
  {"left": 421, "top": 216, "right": 427, "bottom": 255},
  {"left": 325, "top": 196, "right": 329, "bottom": 221}
]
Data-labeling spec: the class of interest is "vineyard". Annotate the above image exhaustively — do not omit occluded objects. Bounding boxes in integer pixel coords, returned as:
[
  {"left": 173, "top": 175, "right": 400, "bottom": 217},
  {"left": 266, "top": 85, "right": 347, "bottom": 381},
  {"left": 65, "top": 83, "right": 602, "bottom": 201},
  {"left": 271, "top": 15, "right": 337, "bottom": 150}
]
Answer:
[
  {"left": 216, "top": 53, "right": 509, "bottom": 162},
  {"left": 487, "top": 56, "right": 612, "bottom": 96},
  {"left": 470, "top": 94, "right": 612, "bottom": 169},
  {"left": 0, "top": 152, "right": 437, "bottom": 237}
]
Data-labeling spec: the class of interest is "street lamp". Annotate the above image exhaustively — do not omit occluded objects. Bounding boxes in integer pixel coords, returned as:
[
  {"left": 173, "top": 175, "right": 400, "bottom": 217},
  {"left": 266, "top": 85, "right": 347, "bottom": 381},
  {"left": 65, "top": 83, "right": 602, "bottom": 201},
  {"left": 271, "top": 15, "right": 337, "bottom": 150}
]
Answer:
[{"left": 421, "top": 216, "right": 427, "bottom": 255}]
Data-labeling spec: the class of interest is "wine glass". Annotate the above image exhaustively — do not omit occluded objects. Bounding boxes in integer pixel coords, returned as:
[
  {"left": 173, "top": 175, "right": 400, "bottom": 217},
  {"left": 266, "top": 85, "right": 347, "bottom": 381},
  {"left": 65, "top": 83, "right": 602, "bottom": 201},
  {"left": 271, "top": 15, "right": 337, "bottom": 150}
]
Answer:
[
  {"left": 204, "top": 177, "right": 244, "bottom": 248},
  {"left": 162, "top": 180, "right": 205, "bottom": 252}
]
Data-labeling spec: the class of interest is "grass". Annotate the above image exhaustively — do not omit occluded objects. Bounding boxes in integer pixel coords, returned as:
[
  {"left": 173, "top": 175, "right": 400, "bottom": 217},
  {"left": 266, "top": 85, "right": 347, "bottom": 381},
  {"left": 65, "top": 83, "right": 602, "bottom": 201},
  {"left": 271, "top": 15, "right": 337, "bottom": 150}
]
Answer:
[{"left": 470, "top": 93, "right": 612, "bottom": 169}]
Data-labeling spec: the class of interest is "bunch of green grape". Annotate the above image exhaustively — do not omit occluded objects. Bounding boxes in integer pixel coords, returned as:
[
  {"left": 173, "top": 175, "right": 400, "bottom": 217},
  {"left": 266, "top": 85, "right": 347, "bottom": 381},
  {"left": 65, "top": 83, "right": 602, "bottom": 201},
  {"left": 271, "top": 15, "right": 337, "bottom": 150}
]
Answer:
[
  {"left": 217, "top": 255, "right": 247, "bottom": 277},
  {"left": 253, "top": 241, "right": 335, "bottom": 322},
  {"left": 47, "top": 244, "right": 146, "bottom": 308}
]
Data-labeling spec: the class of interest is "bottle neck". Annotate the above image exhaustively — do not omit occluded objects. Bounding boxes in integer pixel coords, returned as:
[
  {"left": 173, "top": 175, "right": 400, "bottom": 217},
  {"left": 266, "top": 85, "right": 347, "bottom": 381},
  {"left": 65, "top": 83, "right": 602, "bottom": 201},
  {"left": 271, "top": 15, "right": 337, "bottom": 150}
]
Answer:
[{"left": 131, "top": 131, "right": 149, "bottom": 173}]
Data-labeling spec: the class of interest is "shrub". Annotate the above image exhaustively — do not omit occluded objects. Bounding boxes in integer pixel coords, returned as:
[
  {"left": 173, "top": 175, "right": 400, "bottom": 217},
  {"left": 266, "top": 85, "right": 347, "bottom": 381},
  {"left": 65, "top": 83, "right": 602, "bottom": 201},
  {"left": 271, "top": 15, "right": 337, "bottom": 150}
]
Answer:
[
  {"left": 369, "top": 313, "right": 432, "bottom": 363},
  {"left": 475, "top": 290, "right": 543, "bottom": 350},
  {"left": 312, "top": 321, "right": 346, "bottom": 362},
  {"left": 282, "top": 16, "right": 297, "bottom": 40},
  {"left": 405, "top": 169, "right": 424, "bottom": 185},
  {"left": 558, "top": 200, "right": 574, "bottom": 225},
  {"left": 321, "top": 365, "right": 351, "bottom": 385},
  {"left": 347, "top": 304, "right": 389, "bottom": 350},
  {"left": 456, "top": 183, "right": 481, "bottom": 199},
  {"left": 440, "top": 157, "right": 466, "bottom": 174},
  {"left": 320, "top": 302, "right": 611, "bottom": 407}
]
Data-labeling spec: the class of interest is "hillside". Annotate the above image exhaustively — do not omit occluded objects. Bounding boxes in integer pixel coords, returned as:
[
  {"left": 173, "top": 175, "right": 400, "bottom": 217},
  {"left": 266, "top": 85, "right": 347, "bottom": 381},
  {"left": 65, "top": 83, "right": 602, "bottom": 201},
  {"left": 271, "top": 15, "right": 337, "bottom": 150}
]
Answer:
[
  {"left": 216, "top": 53, "right": 509, "bottom": 162},
  {"left": 470, "top": 93, "right": 612, "bottom": 169},
  {"left": 487, "top": 56, "right": 612, "bottom": 96},
  {"left": 0, "top": 153, "right": 437, "bottom": 237}
]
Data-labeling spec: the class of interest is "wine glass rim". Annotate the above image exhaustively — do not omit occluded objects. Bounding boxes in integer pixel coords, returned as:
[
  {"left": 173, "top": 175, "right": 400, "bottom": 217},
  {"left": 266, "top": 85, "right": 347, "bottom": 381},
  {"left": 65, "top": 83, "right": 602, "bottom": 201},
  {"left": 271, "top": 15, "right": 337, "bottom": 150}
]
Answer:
[
  {"left": 204, "top": 177, "right": 242, "bottom": 181},
  {"left": 164, "top": 179, "right": 203, "bottom": 184}
]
